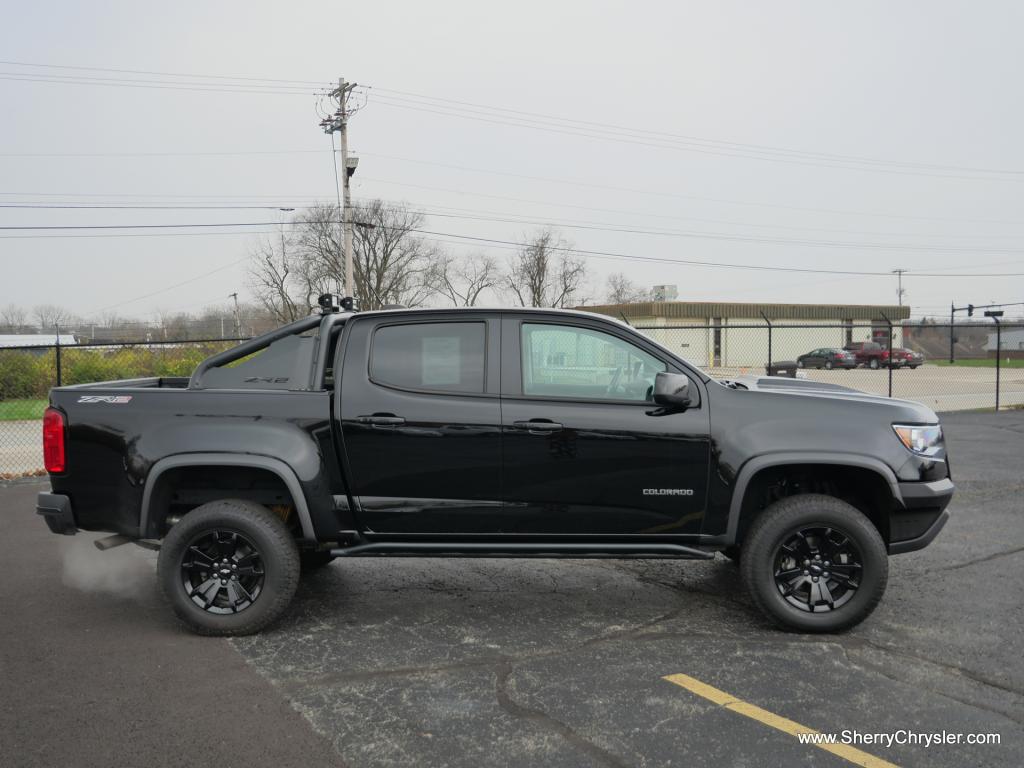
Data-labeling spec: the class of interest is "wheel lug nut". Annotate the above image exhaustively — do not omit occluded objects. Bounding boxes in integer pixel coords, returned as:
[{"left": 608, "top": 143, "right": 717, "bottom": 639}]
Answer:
[
  {"left": 812, "top": 577, "right": 819, "bottom": 582},
  {"left": 803, "top": 570, "right": 809, "bottom": 575},
  {"left": 824, "top": 572, "right": 830, "bottom": 578},
  {"left": 803, "top": 560, "right": 809, "bottom": 566}
]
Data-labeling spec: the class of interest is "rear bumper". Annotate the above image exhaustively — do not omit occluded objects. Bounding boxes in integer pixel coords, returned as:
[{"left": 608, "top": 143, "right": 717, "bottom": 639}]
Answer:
[
  {"left": 36, "top": 492, "right": 77, "bottom": 535},
  {"left": 889, "top": 478, "right": 954, "bottom": 554}
]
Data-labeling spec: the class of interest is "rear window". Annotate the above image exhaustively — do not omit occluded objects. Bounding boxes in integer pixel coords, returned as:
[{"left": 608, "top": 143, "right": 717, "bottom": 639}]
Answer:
[
  {"left": 199, "top": 330, "right": 317, "bottom": 390},
  {"left": 371, "top": 322, "right": 485, "bottom": 394}
]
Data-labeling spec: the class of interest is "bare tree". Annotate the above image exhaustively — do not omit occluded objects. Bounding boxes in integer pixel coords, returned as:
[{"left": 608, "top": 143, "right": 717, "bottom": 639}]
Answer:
[
  {"left": 350, "top": 200, "right": 443, "bottom": 309},
  {"left": 506, "top": 228, "right": 588, "bottom": 308},
  {"left": 434, "top": 252, "right": 501, "bottom": 306},
  {"left": 247, "top": 200, "right": 443, "bottom": 317},
  {"left": 0, "top": 304, "right": 28, "bottom": 333},
  {"left": 248, "top": 234, "right": 307, "bottom": 324},
  {"left": 605, "top": 272, "right": 650, "bottom": 304},
  {"left": 33, "top": 304, "right": 74, "bottom": 330}
]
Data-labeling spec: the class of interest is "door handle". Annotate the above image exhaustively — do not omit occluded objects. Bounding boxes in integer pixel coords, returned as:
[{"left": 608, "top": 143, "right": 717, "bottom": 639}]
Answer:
[
  {"left": 356, "top": 414, "right": 406, "bottom": 426},
  {"left": 513, "top": 419, "right": 564, "bottom": 434}
]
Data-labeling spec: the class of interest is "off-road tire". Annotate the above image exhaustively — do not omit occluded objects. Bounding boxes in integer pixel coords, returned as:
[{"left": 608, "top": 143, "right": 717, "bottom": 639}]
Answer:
[
  {"left": 157, "top": 499, "right": 300, "bottom": 636},
  {"left": 740, "top": 494, "right": 888, "bottom": 633}
]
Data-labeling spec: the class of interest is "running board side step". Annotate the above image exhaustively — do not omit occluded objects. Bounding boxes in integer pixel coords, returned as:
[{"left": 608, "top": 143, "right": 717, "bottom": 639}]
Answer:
[{"left": 329, "top": 541, "right": 714, "bottom": 559}]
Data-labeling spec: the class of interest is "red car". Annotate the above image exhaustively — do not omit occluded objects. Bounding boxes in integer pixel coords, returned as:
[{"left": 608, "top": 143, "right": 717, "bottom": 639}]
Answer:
[
  {"left": 844, "top": 341, "right": 887, "bottom": 369},
  {"left": 888, "top": 347, "right": 925, "bottom": 369}
]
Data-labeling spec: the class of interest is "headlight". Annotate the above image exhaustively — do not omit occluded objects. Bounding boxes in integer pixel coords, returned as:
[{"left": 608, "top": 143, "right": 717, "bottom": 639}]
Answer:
[{"left": 892, "top": 424, "right": 943, "bottom": 455}]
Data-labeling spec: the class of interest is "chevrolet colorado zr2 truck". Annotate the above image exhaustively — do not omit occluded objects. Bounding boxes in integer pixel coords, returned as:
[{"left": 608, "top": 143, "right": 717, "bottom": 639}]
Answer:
[{"left": 36, "top": 304, "right": 954, "bottom": 635}]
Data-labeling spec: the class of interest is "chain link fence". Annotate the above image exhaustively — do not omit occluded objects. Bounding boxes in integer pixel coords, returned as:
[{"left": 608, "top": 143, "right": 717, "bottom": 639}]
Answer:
[
  {"left": 0, "top": 338, "right": 243, "bottom": 478},
  {"left": 1, "top": 322, "right": 1021, "bottom": 477},
  {"left": 635, "top": 321, "right": 1024, "bottom": 413}
]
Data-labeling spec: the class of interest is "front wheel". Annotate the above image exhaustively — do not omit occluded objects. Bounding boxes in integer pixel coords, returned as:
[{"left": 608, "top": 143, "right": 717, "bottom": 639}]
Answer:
[
  {"left": 824, "top": 361, "right": 834, "bottom": 370},
  {"left": 157, "top": 499, "right": 300, "bottom": 636},
  {"left": 869, "top": 359, "right": 880, "bottom": 370},
  {"left": 739, "top": 494, "right": 888, "bottom": 633}
]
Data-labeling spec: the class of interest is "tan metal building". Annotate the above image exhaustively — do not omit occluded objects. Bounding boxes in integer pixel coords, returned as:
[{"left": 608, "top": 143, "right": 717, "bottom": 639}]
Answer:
[{"left": 579, "top": 301, "right": 910, "bottom": 369}]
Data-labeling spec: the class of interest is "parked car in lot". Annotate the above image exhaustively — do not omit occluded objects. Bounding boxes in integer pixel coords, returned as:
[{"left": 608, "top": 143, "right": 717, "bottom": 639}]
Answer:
[
  {"left": 37, "top": 302, "right": 954, "bottom": 636},
  {"left": 888, "top": 348, "right": 925, "bottom": 369},
  {"left": 844, "top": 341, "right": 888, "bottom": 369},
  {"left": 796, "top": 348, "right": 857, "bottom": 370}
]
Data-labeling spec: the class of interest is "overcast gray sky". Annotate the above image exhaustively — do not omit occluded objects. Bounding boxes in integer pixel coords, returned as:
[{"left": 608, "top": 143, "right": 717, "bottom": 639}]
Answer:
[{"left": 2, "top": 0, "right": 1022, "bottom": 322}]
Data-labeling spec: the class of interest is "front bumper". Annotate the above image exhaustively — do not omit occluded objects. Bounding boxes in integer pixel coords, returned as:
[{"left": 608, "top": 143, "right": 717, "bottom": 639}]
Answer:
[
  {"left": 889, "top": 478, "right": 954, "bottom": 554},
  {"left": 36, "top": 492, "right": 77, "bottom": 535}
]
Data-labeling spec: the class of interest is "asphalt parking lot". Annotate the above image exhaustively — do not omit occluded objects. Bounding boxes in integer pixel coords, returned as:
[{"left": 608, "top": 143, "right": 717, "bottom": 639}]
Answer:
[{"left": 2, "top": 411, "right": 1022, "bottom": 767}]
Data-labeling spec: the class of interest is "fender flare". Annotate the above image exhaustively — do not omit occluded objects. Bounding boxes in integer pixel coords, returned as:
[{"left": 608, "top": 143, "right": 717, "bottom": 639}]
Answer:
[
  {"left": 724, "top": 452, "right": 903, "bottom": 544},
  {"left": 139, "top": 453, "right": 316, "bottom": 542}
]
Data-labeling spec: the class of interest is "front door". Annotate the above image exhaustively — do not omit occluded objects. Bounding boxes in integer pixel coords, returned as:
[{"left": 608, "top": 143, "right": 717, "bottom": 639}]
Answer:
[
  {"left": 499, "top": 316, "right": 711, "bottom": 535},
  {"left": 337, "top": 315, "right": 504, "bottom": 533}
]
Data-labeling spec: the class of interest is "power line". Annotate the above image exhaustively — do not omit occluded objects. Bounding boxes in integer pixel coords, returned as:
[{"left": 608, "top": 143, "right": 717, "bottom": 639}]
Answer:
[
  {"left": 0, "top": 149, "right": 328, "bottom": 158},
  {"left": 355, "top": 153, "right": 1024, "bottom": 227},
  {"left": 6, "top": 217, "right": 1024, "bottom": 259},
  {"left": 0, "top": 73, "right": 318, "bottom": 97},
  {"left": 405, "top": 228, "right": 1024, "bottom": 277},
  {"left": 89, "top": 256, "right": 252, "bottom": 314},
  {"left": 365, "top": 96, "right": 1023, "bottom": 182},
  {"left": 0, "top": 59, "right": 325, "bottom": 85},
  {"left": 5, "top": 60, "right": 1019, "bottom": 181},
  {"left": 7, "top": 197, "right": 1024, "bottom": 243},
  {"left": 369, "top": 86, "right": 1023, "bottom": 177}
]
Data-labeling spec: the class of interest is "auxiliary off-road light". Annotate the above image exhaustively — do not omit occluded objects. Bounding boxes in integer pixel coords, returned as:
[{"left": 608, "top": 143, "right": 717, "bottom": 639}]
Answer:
[{"left": 892, "top": 424, "right": 943, "bottom": 456}]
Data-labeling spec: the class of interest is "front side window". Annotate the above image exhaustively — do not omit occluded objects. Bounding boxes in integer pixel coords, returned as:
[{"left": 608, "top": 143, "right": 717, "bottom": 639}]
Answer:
[
  {"left": 521, "top": 323, "right": 666, "bottom": 402},
  {"left": 371, "top": 322, "right": 485, "bottom": 394}
]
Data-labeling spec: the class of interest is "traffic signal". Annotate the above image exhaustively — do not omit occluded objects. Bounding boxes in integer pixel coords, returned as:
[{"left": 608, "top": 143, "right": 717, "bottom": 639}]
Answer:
[{"left": 967, "top": 304, "right": 974, "bottom": 317}]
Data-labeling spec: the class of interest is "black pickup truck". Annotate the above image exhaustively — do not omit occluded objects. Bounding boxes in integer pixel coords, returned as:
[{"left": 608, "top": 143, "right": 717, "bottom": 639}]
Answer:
[{"left": 37, "top": 305, "right": 953, "bottom": 635}]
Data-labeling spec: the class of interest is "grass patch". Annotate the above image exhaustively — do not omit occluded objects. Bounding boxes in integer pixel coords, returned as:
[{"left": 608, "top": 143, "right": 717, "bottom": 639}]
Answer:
[
  {"left": 930, "top": 358, "right": 1024, "bottom": 368},
  {"left": 0, "top": 398, "right": 47, "bottom": 421}
]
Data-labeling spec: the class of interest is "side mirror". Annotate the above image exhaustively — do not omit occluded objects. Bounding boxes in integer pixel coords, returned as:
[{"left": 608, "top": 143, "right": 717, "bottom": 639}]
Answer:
[{"left": 653, "top": 372, "right": 691, "bottom": 409}]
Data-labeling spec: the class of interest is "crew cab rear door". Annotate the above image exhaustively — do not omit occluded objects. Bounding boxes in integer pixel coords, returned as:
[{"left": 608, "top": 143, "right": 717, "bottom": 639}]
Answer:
[
  {"left": 499, "top": 314, "right": 711, "bottom": 534},
  {"left": 336, "top": 313, "right": 504, "bottom": 533}
]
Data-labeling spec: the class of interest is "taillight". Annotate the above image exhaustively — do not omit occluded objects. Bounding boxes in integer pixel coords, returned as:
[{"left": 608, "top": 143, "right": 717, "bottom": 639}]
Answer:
[{"left": 43, "top": 408, "right": 66, "bottom": 473}]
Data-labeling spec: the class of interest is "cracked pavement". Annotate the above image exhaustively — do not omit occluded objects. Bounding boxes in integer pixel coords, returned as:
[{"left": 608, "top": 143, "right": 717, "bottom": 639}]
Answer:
[{"left": 3, "top": 411, "right": 1022, "bottom": 767}]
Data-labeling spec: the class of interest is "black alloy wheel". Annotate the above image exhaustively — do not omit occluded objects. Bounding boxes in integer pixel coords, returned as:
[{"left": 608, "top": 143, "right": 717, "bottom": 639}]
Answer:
[
  {"left": 158, "top": 499, "right": 300, "bottom": 635},
  {"left": 180, "top": 529, "right": 265, "bottom": 614},
  {"left": 772, "top": 526, "right": 862, "bottom": 613},
  {"left": 739, "top": 494, "right": 888, "bottom": 632}
]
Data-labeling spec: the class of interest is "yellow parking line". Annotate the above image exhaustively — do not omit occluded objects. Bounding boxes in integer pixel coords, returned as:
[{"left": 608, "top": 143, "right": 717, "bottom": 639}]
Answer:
[{"left": 663, "top": 673, "right": 900, "bottom": 768}]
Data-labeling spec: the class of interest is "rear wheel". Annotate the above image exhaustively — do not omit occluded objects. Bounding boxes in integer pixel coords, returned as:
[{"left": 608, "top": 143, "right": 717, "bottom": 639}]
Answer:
[
  {"left": 869, "top": 358, "right": 880, "bottom": 370},
  {"left": 157, "top": 499, "right": 300, "bottom": 636},
  {"left": 740, "top": 494, "right": 888, "bottom": 633}
]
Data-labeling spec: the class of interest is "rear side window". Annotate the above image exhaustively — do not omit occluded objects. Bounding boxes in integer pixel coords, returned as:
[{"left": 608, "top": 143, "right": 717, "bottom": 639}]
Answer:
[
  {"left": 199, "top": 330, "right": 317, "bottom": 390},
  {"left": 371, "top": 322, "right": 485, "bottom": 394}
]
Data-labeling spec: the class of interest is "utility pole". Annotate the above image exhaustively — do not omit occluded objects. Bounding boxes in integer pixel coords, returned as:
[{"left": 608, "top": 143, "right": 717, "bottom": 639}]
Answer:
[
  {"left": 892, "top": 269, "right": 907, "bottom": 307},
  {"left": 229, "top": 292, "right": 241, "bottom": 338},
  {"left": 320, "top": 78, "right": 361, "bottom": 302}
]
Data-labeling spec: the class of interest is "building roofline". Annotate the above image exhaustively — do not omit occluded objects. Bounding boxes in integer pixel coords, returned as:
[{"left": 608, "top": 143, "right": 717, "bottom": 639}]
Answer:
[{"left": 578, "top": 301, "right": 911, "bottom": 322}]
